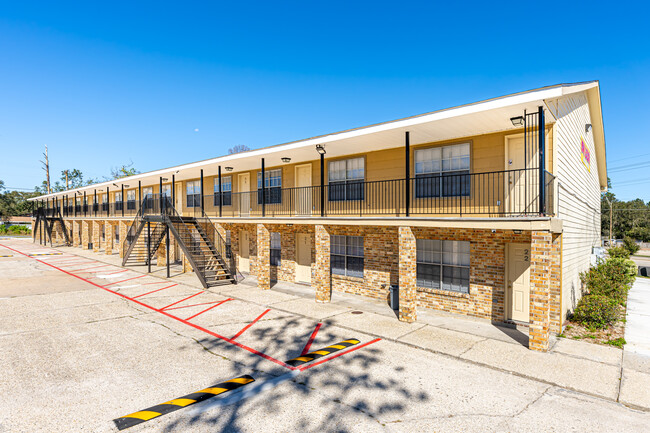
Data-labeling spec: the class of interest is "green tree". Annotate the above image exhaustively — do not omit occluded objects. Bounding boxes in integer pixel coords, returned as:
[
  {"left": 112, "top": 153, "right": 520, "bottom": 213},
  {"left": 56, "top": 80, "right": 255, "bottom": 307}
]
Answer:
[{"left": 108, "top": 161, "right": 139, "bottom": 180}]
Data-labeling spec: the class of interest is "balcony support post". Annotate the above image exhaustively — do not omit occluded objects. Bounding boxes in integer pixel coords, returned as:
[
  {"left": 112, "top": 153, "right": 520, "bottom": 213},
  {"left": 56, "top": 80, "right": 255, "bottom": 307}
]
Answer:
[
  {"left": 261, "top": 158, "right": 266, "bottom": 217},
  {"left": 83, "top": 191, "right": 86, "bottom": 217},
  {"left": 405, "top": 131, "right": 410, "bottom": 217},
  {"left": 138, "top": 181, "right": 142, "bottom": 214},
  {"left": 159, "top": 177, "right": 163, "bottom": 215},
  {"left": 218, "top": 166, "right": 223, "bottom": 217},
  {"left": 538, "top": 106, "right": 546, "bottom": 216},
  {"left": 106, "top": 187, "right": 109, "bottom": 217},
  {"left": 121, "top": 185, "right": 124, "bottom": 217},
  {"left": 200, "top": 169, "right": 205, "bottom": 212},
  {"left": 320, "top": 153, "right": 325, "bottom": 217},
  {"left": 94, "top": 190, "right": 97, "bottom": 217},
  {"left": 171, "top": 175, "right": 175, "bottom": 210}
]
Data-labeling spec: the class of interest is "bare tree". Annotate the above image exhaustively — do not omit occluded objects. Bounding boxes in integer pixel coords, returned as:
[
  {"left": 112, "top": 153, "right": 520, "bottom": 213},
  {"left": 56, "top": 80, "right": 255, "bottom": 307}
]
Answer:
[
  {"left": 40, "top": 145, "right": 51, "bottom": 194},
  {"left": 228, "top": 144, "right": 251, "bottom": 155}
]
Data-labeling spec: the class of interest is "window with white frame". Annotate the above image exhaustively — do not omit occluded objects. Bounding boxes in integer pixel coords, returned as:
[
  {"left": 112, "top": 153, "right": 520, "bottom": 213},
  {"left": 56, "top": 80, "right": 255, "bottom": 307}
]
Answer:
[
  {"left": 270, "top": 232, "right": 281, "bottom": 266},
  {"left": 115, "top": 191, "right": 123, "bottom": 211},
  {"left": 142, "top": 187, "right": 154, "bottom": 209},
  {"left": 416, "top": 239, "right": 470, "bottom": 293},
  {"left": 257, "top": 169, "right": 281, "bottom": 204},
  {"left": 214, "top": 176, "right": 232, "bottom": 206},
  {"left": 186, "top": 180, "right": 201, "bottom": 208},
  {"left": 127, "top": 190, "right": 136, "bottom": 210},
  {"left": 328, "top": 157, "right": 364, "bottom": 201},
  {"left": 414, "top": 143, "right": 470, "bottom": 198},
  {"left": 331, "top": 235, "right": 364, "bottom": 278}
]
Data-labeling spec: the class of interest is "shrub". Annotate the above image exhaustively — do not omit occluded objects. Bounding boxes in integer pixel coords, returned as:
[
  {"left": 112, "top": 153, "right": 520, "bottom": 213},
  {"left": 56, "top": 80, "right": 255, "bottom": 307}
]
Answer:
[
  {"left": 608, "top": 246, "right": 630, "bottom": 259},
  {"left": 581, "top": 257, "right": 636, "bottom": 304},
  {"left": 572, "top": 294, "right": 619, "bottom": 329},
  {"left": 623, "top": 236, "right": 640, "bottom": 255}
]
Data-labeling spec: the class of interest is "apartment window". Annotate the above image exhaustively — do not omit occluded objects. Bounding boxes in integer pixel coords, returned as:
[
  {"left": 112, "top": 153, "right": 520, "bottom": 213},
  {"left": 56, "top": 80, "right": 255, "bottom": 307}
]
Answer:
[
  {"left": 257, "top": 169, "right": 282, "bottom": 204},
  {"left": 416, "top": 239, "right": 470, "bottom": 294},
  {"left": 114, "top": 224, "right": 120, "bottom": 242},
  {"left": 225, "top": 230, "right": 232, "bottom": 258},
  {"left": 126, "top": 190, "right": 136, "bottom": 210},
  {"left": 102, "top": 195, "right": 108, "bottom": 212},
  {"left": 415, "top": 143, "right": 470, "bottom": 198},
  {"left": 331, "top": 235, "right": 364, "bottom": 278},
  {"left": 142, "top": 187, "right": 154, "bottom": 209},
  {"left": 115, "top": 192, "right": 123, "bottom": 211},
  {"left": 186, "top": 180, "right": 201, "bottom": 208},
  {"left": 214, "top": 176, "right": 232, "bottom": 206},
  {"left": 328, "top": 157, "right": 364, "bottom": 201},
  {"left": 270, "top": 232, "right": 281, "bottom": 266}
]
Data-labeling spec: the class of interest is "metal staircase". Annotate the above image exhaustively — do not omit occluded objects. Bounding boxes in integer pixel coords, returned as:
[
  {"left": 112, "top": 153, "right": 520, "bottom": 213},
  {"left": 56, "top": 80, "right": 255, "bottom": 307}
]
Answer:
[
  {"left": 121, "top": 195, "right": 236, "bottom": 288},
  {"left": 34, "top": 207, "right": 71, "bottom": 247}
]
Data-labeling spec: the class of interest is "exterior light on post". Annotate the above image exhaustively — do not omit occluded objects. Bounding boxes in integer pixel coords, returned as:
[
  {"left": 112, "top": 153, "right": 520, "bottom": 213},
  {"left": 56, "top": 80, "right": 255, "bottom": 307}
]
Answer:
[
  {"left": 316, "top": 145, "right": 326, "bottom": 217},
  {"left": 510, "top": 116, "right": 525, "bottom": 127}
]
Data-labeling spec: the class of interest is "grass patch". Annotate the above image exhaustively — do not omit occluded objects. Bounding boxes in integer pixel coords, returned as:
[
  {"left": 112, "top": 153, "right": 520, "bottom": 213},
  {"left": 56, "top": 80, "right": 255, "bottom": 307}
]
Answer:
[{"left": 605, "top": 338, "right": 626, "bottom": 348}]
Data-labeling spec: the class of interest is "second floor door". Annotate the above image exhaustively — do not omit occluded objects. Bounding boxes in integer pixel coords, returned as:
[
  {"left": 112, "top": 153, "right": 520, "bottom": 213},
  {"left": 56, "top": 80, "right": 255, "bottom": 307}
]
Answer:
[
  {"left": 295, "top": 164, "right": 312, "bottom": 216},
  {"left": 238, "top": 173, "right": 250, "bottom": 217}
]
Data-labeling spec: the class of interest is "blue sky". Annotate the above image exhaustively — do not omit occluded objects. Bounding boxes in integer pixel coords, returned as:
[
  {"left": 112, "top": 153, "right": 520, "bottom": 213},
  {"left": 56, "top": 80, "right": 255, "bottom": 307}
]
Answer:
[{"left": 1, "top": 1, "right": 649, "bottom": 200}]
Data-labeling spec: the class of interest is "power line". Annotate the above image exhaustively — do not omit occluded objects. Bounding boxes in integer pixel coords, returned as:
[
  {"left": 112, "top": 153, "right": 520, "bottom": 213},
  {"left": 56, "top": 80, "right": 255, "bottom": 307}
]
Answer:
[
  {"left": 608, "top": 152, "right": 650, "bottom": 164},
  {"left": 609, "top": 160, "right": 650, "bottom": 173}
]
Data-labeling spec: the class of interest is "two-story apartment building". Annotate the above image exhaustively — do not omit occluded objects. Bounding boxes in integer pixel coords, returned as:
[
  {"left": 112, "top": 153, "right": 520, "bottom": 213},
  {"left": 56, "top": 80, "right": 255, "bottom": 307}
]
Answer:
[{"left": 31, "top": 81, "right": 607, "bottom": 352}]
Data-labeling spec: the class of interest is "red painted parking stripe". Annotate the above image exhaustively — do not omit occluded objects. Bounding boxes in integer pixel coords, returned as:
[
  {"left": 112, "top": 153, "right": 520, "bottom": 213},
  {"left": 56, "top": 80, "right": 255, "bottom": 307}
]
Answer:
[
  {"left": 230, "top": 309, "right": 271, "bottom": 342},
  {"left": 104, "top": 275, "right": 146, "bottom": 286},
  {"left": 300, "top": 323, "right": 323, "bottom": 356},
  {"left": 165, "top": 299, "right": 231, "bottom": 311},
  {"left": 68, "top": 264, "right": 112, "bottom": 272},
  {"left": 132, "top": 284, "right": 178, "bottom": 299},
  {"left": 0, "top": 243, "right": 297, "bottom": 370},
  {"left": 186, "top": 298, "right": 233, "bottom": 321},
  {"left": 159, "top": 292, "right": 202, "bottom": 311},
  {"left": 298, "top": 338, "right": 382, "bottom": 371}
]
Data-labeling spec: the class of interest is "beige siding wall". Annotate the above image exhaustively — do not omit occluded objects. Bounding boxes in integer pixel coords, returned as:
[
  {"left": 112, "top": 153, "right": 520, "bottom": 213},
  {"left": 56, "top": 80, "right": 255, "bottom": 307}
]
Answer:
[{"left": 550, "top": 92, "right": 601, "bottom": 316}]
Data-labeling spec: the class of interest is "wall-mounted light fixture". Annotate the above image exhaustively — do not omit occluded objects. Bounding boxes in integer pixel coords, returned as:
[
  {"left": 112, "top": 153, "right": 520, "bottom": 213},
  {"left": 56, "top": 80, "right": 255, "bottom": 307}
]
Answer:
[
  {"left": 316, "top": 144, "right": 326, "bottom": 155},
  {"left": 281, "top": 157, "right": 291, "bottom": 163},
  {"left": 513, "top": 229, "right": 523, "bottom": 234},
  {"left": 161, "top": 177, "right": 168, "bottom": 181},
  {"left": 585, "top": 123, "right": 592, "bottom": 133},
  {"left": 510, "top": 116, "right": 525, "bottom": 127},
  {"left": 225, "top": 167, "right": 234, "bottom": 172},
  {"left": 123, "top": 184, "right": 130, "bottom": 188},
  {"left": 112, "top": 183, "right": 119, "bottom": 187}
]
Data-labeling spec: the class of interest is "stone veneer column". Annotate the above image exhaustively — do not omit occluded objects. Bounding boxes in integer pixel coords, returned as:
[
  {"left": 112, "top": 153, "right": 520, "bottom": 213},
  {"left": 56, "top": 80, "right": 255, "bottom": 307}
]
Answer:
[
  {"left": 118, "top": 221, "right": 128, "bottom": 258},
  {"left": 72, "top": 221, "right": 80, "bottom": 246},
  {"left": 81, "top": 221, "right": 90, "bottom": 249},
  {"left": 398, "top": 226, "right": 417, "bottom": 323},
  {"left": 156, "top": 238, "right": 166, "bottom": 267},
  {"left": 314, "top": 224, "right": 331, "bottom": 303},
  {"left": 104, "top": 221, "right": 113, "bottom": 255},
  {"left": 549, "top": 233, "right": 562, "bottom": 333},
  {"left": 529, "top": 230, "right": 552, "bottom": 352},
  {"left": 256, "top": 224, "right": 270, "bottom": 290},
  {"left": 92, "top": 221, "right": 102, "bottom": 252}
]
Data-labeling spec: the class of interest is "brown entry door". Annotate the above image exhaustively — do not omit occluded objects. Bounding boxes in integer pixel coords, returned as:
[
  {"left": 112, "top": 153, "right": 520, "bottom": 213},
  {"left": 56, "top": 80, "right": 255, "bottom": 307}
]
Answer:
[{"left": 295, "top": 233, "right": 311, "bottom": 283}]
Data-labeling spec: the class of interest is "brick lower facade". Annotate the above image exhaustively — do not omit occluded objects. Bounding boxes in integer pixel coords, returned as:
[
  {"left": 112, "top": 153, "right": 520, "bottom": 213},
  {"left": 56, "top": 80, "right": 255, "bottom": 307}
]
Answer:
[{"left": 42, "top": 217, "right": 562, "bottom": 351}]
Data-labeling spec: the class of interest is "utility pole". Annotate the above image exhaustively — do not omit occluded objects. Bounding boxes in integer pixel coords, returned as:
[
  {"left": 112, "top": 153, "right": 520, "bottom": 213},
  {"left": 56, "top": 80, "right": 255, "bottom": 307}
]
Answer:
[
  {"left": 64, "top": 170, "right": 69, "bottom": 190},
  {"left": 606, "top": 196, "right": 614, "bottom": 246},
  {"left": 40, "top": 145, "right": 51, "bottom": 194}
]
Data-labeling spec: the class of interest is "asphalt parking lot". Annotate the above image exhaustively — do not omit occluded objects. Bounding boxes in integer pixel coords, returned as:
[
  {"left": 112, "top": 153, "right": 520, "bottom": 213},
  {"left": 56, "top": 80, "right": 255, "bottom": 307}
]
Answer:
[{"left": 1, "top": 238, "right": 649, "bottom": 432}]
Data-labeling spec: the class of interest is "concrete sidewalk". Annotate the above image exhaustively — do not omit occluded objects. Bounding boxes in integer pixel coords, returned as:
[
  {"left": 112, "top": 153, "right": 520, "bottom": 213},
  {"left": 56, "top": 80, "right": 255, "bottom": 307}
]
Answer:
[{"left": 46, "top": 243, "right": 650, "bottom": 411}]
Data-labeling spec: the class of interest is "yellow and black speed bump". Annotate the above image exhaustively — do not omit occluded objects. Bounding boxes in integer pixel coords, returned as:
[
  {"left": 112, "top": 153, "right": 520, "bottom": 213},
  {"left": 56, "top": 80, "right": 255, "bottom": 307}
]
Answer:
[
  {"left": 28, "top": 253, "right": 63, "bottom": 256},
  {"left": 113, "top": 375, "right": 254, "bottom": 430},
  {"left": 286, "top": 339, "right": 360, "bottom": 367},
  {"left": 0, "top": 254, "right": 13, "bottom": 258}
]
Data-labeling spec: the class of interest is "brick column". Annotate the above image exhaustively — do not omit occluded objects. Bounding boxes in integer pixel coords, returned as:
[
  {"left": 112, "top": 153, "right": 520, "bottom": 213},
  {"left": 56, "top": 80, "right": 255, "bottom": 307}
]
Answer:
[
  {"left": 92, "top": 221, "right": 102, "bottom": 252},
  {"left": 314, "top": 224, "right": 331, "bottom": 302},
  {"left": 529, "top": 230, "right": 551, "bottom": 352},
  {"left": 156, "top": 238, "right": 166, "bottom": 267},
  {"left": 118, "top": 221, "right": 128, "bottom": 258},
  {"left": 398, "top": 226, "right": 417, "bottom": 323},
  {"left": 549, "top": 233, "right": 562, "bottom": 333},
  {"left": 256, "top": 224, "right": 270, "bottom": 290},
  {"left": 81, "top": 221, "right": 90, "bottom": 249},
  {"left": 65, "top": 221, "right": 73, "bottom": 245},
  {"left": 72, "top": 221, "right": 80, "bottom": 246},
  {"left": 105, "top": 222, "right": 113, "bottom": 255}
]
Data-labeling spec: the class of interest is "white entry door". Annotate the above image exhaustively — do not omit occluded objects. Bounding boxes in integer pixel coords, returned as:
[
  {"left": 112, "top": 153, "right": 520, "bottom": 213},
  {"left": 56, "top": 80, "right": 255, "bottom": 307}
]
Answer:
[
  {"left": 238, "top": 173, "right": 250, "bottom": 217},
  {"left": 507, "top": 243, "right": 531, "bottom": 323},
  {"left": 295, "top": 164, "right": 312, "bottom": 216},
  {"left": 295, "top": 233, "right": 311, "bottom": 283},
  {"left": 239, "top": 230, "right": 250, "bottom": 272},
  {"left": 505, "top": 136, "right": 538, "bottom": 214}
]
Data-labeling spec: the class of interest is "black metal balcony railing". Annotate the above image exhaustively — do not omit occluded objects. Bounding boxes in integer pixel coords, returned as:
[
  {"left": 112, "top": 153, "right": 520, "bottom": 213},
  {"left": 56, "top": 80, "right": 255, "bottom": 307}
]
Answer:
[{"left": 40, "top": 169, "right": 556, "bottom": 219}]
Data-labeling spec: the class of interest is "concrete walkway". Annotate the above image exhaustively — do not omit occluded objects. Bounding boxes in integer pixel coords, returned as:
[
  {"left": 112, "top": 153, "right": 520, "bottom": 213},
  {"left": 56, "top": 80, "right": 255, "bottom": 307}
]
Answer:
[
  {"left": 37, "top": 243, "right": 650, "bottom": 411},
  {"left": 625, "top": 277, "right": 650, "bottom": 357}
]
